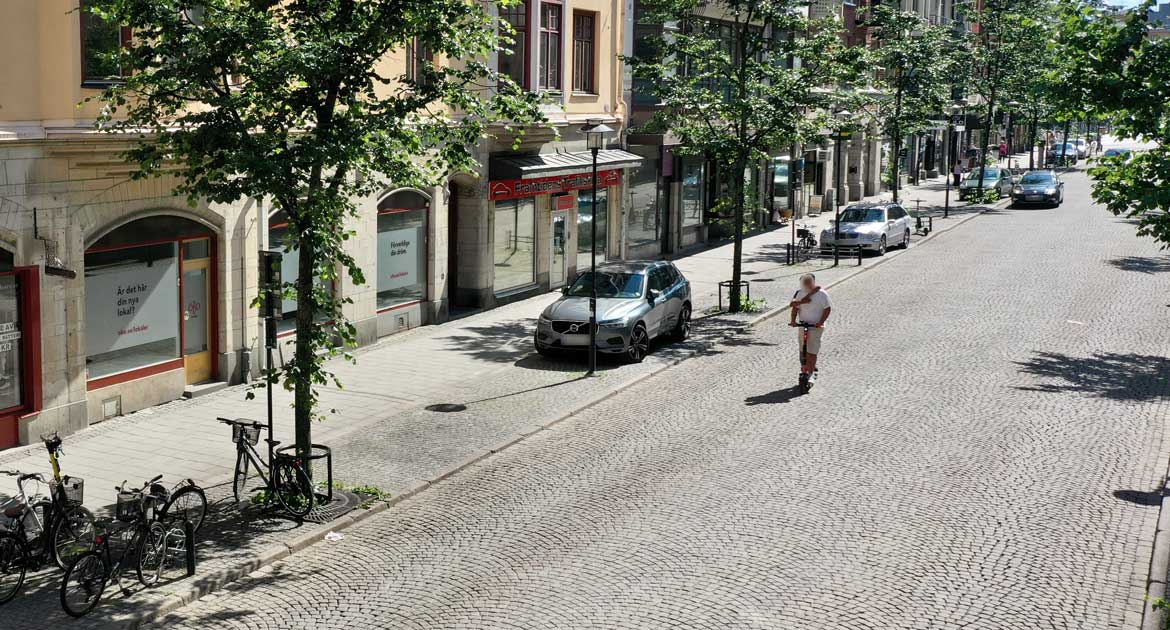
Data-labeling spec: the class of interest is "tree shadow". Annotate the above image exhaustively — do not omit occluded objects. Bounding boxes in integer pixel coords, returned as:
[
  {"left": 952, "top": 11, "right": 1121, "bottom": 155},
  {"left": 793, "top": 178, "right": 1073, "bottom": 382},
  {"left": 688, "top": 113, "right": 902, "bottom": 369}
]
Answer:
[
  {"left": 745, "top": 386, "right": 802, "bottom": 405},
  {"left": 1106, "top": 256, "right": 1170, "bottom": 275},
  {"left": 439, "top": 319, "right": 536, "bottom": 364},
  {"left": 1014, "top": 351, "right": 1170, "bottom": 402},
  {"left": 1114, "top": 487, "right": 1162, "bottom": 506}
]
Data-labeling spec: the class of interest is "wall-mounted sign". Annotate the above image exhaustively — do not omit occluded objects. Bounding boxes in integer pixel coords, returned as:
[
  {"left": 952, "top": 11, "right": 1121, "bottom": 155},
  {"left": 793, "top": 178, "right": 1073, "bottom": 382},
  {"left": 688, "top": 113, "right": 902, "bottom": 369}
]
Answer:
[
  {"left": 555, "top": 194, "right": 576, "bottom": 211},
  {"left": 489, "top": 169, "right": 622, "bottom": 201}
]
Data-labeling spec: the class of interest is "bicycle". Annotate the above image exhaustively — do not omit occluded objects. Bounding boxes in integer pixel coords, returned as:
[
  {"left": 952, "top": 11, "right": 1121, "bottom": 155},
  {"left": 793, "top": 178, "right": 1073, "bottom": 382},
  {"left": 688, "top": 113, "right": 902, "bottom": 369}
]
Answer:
[
  {"left": 796, "top": 224, "right": 818, "bottom": 250},
  {"left": 791, "top": 322, "right": 819, "bottom": 395},
  {"left": 58, "top": 476, "right": 173, "bottom": 617},
  {"left": 151, "top": 478, "right": 208, "bottom": 535},
  {"left": 218, "top": 417, "right": 315, "bottom": 518}
]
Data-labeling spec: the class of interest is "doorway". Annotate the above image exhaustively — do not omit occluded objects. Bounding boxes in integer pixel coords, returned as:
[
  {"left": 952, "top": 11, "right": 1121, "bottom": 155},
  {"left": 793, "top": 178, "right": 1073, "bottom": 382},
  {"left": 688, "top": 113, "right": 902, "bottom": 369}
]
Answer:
[
  {"left": 181, "top": 238, "right": 212, "bottom": 384},
  {"left": 550, "top": 210, "right": 569, "bottom": 288}
]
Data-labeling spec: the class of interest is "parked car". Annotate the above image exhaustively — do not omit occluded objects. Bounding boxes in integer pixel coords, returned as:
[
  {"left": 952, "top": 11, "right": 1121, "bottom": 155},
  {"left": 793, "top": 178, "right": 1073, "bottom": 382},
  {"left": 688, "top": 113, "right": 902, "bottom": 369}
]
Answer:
[
  {"left": 534, "top": 261, "right": 691, "bottom": 363},
  {"left": 957, "top": 167, "right": 1016, "bottom": 201},
  {"left": 1072, "top": 139, "right": 1089, "bottom": 159},
  {"left": 1102, "top": 148, "right": 1133, "bottom": 159},
  {"left": 819, "top": 202, "right": 914, "bottom": 256},
  {"left": 1010, "top": 170, "right": 1064, "bottom": 207},
  {"left": 1046, "top": 143, "right": 1079, "bottom": 165}
]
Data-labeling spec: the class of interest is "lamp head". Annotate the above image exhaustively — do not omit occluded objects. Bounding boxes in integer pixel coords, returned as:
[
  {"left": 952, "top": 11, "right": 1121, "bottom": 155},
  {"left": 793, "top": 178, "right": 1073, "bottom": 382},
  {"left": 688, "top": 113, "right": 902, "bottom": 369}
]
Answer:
[{"left": 583, "top": 120, "right": 614, "bottom": 151}]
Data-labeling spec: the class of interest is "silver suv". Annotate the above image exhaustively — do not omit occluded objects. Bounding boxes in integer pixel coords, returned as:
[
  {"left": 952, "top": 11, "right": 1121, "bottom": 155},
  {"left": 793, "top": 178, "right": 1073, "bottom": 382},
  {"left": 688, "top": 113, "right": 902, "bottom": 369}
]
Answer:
[{"left": 535, "top": 261, "right": 692, "bottom": 363}]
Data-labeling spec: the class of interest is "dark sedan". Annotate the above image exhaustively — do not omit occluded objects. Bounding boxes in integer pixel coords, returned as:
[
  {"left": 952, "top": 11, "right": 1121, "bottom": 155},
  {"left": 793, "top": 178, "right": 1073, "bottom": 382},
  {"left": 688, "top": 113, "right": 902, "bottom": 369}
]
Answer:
[{"left": 1010, "top": 171, "right": 1064, "bottom": 207}]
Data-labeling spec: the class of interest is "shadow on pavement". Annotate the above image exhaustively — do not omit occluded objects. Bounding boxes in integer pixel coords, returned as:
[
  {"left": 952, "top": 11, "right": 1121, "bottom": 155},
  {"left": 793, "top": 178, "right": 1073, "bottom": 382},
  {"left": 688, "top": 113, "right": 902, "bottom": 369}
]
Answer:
[
  {"left": 745, "top": 386, "right": 802, "bottom": 406},
  {"left": 1113, "top": 487, "right": 1163, "bottom": 507},
  {"left": 1106, "top": 256, "right": 1170, "bottom": 275},
  {"left": 1014, "top": 351, "right": 1170, "bottom": 401},
  {"left": 440, "top": 319, "right": 535, "bottom": 364}
]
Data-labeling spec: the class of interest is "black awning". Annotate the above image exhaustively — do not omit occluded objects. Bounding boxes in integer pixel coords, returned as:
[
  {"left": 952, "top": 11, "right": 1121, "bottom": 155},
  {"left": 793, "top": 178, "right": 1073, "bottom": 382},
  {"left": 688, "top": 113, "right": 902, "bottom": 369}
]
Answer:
[{"left": 490, "top": 150, "right": 644, "bottom": 180}]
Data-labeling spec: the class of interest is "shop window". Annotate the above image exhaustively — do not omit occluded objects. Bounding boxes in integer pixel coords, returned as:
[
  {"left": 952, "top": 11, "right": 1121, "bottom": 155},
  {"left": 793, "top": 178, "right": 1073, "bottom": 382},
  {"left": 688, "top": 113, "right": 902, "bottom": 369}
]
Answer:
[
  {"left": 770, "top": 156, "right": 791, "bottom": 212},
  {"left": 571, "top": 11, "right": 596, "bottom": 94},
  {"left": 493, "top": 198, "right": 537, "bottom": 292},
  {"left": 80, "top": 0, "right": 131, "bottom": 86},
  {"left": 84, "top": 242, "right": 181, "bottom": 379},
  {"left": 577, "top": 189, "right": 608, "bottom": 268},
  {"left": 627, "top": 146, "right": 663, "bottom": 248},
  {"left": 405, "top": 38, "right": 433, "bottom": 86},
  {"left": 680, "top": 157, "right": 705, "bottom": 227},
  {"left": 377, "top": 191, "right": 429, "bottom": 310},
  {"left": 499, "top": 0, "right": 529, "bottom": 88},
  {"left": 269, "top": 211, "right": 335, "bottom": 333},
  {"left": 538, "top": 2, "right": 562, "bottom": 91},
  {"left": 0, "top": 274, "right": 22, "bottom": 411}
]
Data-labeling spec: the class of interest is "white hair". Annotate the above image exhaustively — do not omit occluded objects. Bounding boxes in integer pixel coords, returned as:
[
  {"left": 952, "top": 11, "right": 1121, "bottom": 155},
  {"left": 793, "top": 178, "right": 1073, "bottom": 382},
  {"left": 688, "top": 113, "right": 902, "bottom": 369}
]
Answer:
[{"left": 800, "top": 273, "right": 816, "bottom": 283}]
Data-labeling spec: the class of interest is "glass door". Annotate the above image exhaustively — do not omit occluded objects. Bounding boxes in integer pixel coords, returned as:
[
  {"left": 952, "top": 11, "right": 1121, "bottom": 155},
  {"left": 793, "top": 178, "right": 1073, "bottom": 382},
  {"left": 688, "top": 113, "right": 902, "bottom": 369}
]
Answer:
[
  {"left": 181, "top": 239, "right": 212, "bottom": 384},
  {"left": 550, "top": 211, "right": 568, "bottom": 287}
]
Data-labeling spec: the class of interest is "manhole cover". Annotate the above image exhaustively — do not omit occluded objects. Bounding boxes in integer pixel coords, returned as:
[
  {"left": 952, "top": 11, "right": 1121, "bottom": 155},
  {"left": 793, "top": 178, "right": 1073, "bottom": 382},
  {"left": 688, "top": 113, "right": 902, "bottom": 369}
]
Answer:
[{"left": 425, "top": 403, "right": 467, "bottom": 413}]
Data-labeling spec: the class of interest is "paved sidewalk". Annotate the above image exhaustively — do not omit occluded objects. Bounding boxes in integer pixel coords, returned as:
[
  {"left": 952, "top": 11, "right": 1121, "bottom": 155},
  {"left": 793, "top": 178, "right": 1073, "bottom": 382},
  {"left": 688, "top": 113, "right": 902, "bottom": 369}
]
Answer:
[{"left": 0, "top": 166, "right": 1008, "bottom": 629}]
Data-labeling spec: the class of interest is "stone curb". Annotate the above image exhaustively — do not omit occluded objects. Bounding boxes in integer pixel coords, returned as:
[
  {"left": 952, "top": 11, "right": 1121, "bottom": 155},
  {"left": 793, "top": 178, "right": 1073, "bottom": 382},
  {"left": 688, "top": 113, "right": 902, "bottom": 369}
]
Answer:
[
  {"left": 120, "top": 196, "right": 1005, "bottom": 629},
  {"left": 1141, "top": 475, "right": 1170, "bottom": 630}
]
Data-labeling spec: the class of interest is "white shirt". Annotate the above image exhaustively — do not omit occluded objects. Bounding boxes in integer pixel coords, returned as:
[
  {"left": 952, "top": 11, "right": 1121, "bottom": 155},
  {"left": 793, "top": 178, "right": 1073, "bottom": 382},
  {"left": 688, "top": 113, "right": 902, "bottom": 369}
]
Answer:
[{"left": 793, "top": 288, "right": 831, "bottom": 324}]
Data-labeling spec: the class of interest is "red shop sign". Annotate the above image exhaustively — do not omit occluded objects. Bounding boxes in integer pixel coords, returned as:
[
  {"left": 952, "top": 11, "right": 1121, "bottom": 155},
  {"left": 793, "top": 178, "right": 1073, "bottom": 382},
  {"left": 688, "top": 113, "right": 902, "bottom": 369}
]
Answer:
[{"left": 489, "top": 169, "right": 622, "bottom": 201}]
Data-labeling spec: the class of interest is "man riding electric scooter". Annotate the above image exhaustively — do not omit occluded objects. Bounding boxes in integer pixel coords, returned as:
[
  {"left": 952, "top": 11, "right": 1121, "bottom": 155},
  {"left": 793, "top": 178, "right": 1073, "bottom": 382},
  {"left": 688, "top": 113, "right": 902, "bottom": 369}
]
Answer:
[{"left": 788, "top": 273, "right": 832, "bottom": 394}]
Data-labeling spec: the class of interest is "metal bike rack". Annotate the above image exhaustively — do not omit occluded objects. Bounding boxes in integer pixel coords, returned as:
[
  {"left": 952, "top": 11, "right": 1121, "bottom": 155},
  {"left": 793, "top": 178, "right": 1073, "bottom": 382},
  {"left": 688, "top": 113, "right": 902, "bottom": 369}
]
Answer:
[{"left": 717, "top": 280, "right": 751, "bottom": 312}]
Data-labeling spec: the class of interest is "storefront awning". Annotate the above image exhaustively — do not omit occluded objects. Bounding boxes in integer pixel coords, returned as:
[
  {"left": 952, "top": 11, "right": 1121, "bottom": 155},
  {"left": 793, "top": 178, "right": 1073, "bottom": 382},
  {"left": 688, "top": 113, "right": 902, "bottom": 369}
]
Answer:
[{"left": 490, "top": 150, "right": 644, "bottom": 180}]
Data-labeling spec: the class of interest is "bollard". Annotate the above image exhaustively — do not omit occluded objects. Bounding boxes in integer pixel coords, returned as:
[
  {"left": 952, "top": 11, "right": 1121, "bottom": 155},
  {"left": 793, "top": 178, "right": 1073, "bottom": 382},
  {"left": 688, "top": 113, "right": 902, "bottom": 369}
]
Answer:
[
  {"left": 857, "top": 245, "right": 863, "bottom": 266},
  {"left": 185, "top": 519, "right": 196, "bottom": 576},
  {"left": 786, "top": 242, "right": 791, "bottom": 266},
  {"left": 929, "top": 215, "right": 933, "bottom": 233},
  {"left": 833, "top": 242, "right": 839, "bottom": 267}
]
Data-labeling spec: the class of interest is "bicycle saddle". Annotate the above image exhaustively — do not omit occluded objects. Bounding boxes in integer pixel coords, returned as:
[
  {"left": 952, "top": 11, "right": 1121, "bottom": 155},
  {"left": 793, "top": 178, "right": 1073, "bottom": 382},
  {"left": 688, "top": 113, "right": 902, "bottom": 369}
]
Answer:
[{"left": 3, "top": 504, "right": 25, "bottom": 518}]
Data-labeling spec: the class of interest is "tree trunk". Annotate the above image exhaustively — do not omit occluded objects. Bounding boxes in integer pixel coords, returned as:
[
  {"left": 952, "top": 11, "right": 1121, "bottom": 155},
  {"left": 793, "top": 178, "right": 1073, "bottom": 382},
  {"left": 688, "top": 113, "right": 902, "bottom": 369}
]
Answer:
[
  {"left": 729, "top": 154, "right": 746, "bottom": 313},
  {"left": 891, "top": 81, "right": 904, "bottom": 203},
  {"left": 293, "top": 222, "right": 316, "bottom": 458},
  {"left": 978, "top": 85, "right": 997, "bottom": 197}
]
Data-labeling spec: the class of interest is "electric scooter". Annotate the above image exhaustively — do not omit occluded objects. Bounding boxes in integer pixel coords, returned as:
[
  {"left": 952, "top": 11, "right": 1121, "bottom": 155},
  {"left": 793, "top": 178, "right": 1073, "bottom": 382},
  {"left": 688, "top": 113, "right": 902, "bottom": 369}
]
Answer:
[{"left": 792, "top": 322, "right": 818, "bottom": 394}]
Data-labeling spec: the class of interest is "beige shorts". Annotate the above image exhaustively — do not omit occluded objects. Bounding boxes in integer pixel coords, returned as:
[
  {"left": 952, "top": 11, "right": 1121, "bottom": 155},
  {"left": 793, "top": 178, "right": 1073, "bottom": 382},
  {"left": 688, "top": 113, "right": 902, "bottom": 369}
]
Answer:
[{"left": 798, "top": 327, "right": 824, "bottom": 354}]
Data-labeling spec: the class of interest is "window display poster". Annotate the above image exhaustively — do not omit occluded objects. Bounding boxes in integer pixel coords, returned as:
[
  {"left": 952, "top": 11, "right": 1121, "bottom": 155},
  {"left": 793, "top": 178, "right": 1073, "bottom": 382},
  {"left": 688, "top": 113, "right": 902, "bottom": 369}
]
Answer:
[
  {"left": 377, "top": 226, "right": 423, "bottom": 292},
  {"left": 85, "top": 258, "right": 179, "bottom": 355}
]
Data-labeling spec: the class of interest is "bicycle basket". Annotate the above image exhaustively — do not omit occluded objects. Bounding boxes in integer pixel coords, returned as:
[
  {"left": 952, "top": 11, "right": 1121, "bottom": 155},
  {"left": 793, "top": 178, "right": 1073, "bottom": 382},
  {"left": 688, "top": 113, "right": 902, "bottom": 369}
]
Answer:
[
  {"left": 232, "top": 424, "right": 261, "bottom": 446},
  {"left": 797, "top": 228, "right": 813, "bottom": 239},
  {"left": 115, "top": 491, "right": 148, "bottom": 522},
  {"left": 51, "top": 476, "right": 85, "bottom": 505}
]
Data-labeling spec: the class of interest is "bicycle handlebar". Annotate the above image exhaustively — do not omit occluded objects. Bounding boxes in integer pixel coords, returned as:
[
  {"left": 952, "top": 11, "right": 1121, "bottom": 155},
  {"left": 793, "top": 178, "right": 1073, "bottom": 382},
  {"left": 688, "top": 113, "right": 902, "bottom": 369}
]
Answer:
[
  {"left": 218, "top": 416, "right": 266, "bottom": 430},
  {"left": 116, "top": 474, "right": 164, "bottom": 493}
]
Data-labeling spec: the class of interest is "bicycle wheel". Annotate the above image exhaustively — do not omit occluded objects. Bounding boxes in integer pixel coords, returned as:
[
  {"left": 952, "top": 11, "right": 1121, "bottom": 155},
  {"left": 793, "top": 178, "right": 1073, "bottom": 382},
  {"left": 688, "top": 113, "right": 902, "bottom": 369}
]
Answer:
[
  {"left": 232, "top": 451, "right": 251, "bottom": 504},
  {"left": 60, "top": 551, "right": 107, "bottom": 617},
  {"left": 161, "top": 485, "right": 207, "bottom": 534},
  {"left": 51, "top": 505, "right": 96, "bottom": 571},
  {"left": 0, "top": 531, "right": 27, "bottom": 605},
  {"left": 272, "top": 459, "right": 315, "bottom": 518},
  {"left": 136, "top": 522, "right": 167, "bottom": 587}
]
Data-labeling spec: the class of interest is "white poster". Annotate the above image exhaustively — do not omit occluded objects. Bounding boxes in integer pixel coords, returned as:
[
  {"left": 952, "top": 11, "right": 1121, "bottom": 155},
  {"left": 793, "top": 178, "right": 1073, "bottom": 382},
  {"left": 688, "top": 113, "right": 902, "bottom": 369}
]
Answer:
[
  {"left": 377, "top": 226, "right": 423, "bottom": 292},
  {"left": 85, "top": 258, "right": 179, "bottom": 355}
]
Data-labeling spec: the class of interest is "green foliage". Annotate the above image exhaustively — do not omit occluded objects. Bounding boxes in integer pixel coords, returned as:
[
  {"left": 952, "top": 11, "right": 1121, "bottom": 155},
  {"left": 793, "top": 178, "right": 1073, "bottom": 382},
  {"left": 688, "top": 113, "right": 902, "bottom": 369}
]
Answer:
[
  {"left": 966, "top": 188, "right": 1002, "bottom": 205},
  {"left": 626, "top": 0, "right": 864, "bottom": 311},
  {"left": 84, "top": 0, "right": 546, "bottom": 450},
  {"left": 738, "top": 295, "right": 767, "bottom": 313}
]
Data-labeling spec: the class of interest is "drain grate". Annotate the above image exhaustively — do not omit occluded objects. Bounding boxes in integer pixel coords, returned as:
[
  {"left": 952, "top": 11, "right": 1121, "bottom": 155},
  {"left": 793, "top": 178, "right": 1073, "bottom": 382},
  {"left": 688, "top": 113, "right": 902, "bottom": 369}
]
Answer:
[
  {"left": 303, "top": 488, "right": 362, "bottom": 523},
  {"left": 425, "top": 403, "right": 468, "bottom": 413}
]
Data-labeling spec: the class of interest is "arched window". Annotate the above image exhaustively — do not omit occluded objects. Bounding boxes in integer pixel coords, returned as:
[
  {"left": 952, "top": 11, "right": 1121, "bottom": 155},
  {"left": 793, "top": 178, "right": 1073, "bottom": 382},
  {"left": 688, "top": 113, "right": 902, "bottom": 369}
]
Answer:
[
  {"left": 84, "top": 215, "right": 214, "bottom": 381},
  {"left": 376, "top": 190, "right": 429, "bottom": 310}
]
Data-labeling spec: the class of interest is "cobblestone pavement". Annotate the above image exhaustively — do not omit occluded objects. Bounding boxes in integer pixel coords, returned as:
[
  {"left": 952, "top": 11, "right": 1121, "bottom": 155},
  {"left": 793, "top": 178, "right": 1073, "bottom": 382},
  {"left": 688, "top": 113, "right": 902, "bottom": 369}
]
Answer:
[{"left": 129, "top": 168, "right": 1170, "bottom": 629}]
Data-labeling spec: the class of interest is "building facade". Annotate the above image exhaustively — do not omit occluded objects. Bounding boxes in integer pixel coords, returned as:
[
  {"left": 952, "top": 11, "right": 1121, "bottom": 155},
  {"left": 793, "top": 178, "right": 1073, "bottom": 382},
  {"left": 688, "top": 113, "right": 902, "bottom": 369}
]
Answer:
[{"left": 0, "top": 0, "right": 634, "bottom": 449}]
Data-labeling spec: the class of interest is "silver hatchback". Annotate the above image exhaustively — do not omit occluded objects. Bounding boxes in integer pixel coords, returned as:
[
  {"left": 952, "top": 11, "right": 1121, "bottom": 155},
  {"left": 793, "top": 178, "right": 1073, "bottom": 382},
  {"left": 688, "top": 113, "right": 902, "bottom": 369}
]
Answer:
[{"left": 534, "top": 261, "right": 692, "bottom": 363}]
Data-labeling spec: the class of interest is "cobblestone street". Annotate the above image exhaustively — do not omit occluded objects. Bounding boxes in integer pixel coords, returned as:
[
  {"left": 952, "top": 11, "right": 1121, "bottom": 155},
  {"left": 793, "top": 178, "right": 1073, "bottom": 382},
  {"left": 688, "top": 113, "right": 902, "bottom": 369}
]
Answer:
[{"left": 130, "top": 168, "right": 1170, "bottom": 629}]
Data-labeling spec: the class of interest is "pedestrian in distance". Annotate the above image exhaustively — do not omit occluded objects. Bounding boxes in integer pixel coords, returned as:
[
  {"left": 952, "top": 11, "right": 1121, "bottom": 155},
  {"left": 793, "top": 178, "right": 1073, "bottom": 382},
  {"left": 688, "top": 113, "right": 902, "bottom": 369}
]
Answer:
[
  {"left": 788, "top": 273, "right": 831, "bottom": 378},
  {"left": 952, "top": 161, "right": 963, "bottom": 187},
  {"left": 998, "top": 141, "right": 1009, "bottom": 161}
]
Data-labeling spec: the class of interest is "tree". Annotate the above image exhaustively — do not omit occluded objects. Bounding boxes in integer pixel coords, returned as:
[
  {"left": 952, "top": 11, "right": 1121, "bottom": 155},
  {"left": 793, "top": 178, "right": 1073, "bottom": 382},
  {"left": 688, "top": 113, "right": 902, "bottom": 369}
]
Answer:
[
  {"left": 1065, "top": 1, "right": 1170, "bottom": 245},
  {"left": 853, "top": 5, "right": 957, "bottom": 203},
  {"left": 85, "top": 0, "right": 545, "bottom": 456},
  {"left": 962, "top": 0, "right": 1049, "bottom": 193},
  {"left": 628, "top": 0, "right": 864, "bottom": 312}
]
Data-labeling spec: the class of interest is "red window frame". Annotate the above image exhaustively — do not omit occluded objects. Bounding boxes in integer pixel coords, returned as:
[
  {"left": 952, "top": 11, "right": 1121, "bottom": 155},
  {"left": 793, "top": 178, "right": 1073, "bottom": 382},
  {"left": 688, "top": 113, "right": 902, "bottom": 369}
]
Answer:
[
  {"left": 83, "top": 235, "right": 218, "bottom": 391},
  {"left": 499, "top": 0, "right": 531, "bottom": 89},
  {"left": 538, "top": 2, "right": 563, "bottom": 91},
  {"left": 79, "top": 0, "right": 132, "bottom": 87},
  {"left": 0, "top": 267, "right": 43, "bottom": 448},
  {"left": 572, "top": 11, "right": 597, "bottom": 94}
]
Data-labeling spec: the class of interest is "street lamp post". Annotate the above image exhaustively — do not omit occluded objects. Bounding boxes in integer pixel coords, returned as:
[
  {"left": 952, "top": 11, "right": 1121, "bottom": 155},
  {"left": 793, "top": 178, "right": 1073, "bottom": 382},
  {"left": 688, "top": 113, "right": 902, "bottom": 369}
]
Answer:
[
  {"left": 943, "top": 102, "right": 965, "bottom": 219},
  {"left": 583, "top": 120, "right": 613, "bottom": 376},
  {"left": 832, "top": 109, "right": 851, "bottom": 266},
  {"left": 1004, "top": 100, "right": 1020, "bottom": 166}
]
